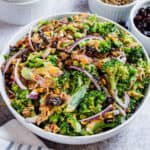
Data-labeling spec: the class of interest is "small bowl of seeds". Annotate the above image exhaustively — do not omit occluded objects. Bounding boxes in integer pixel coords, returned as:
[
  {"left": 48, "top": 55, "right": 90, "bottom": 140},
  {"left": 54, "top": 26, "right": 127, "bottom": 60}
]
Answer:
[
  {"left": 88, "top": 0, "right": 137, "bottom": 22},
  {"left": 129, "top": 0, "right": 150, "bottom": 54}
]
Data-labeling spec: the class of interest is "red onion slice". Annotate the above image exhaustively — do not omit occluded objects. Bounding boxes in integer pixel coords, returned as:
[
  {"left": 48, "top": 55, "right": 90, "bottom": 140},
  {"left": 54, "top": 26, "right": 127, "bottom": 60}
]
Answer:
[
  {"left": 124, "top": 92, "right": 130, "bottom": 111},
  {"left": 80, "top": 104, "right": 113, "bottom": 123},
  {"left": 14, "top": 59, "right": 27, "bottom": 90},
  {"left": 67, "top": 35, "right": 103, "bottom": 53},
  {"left": 69, "top": 66, "right": 101, "bottom": 91},
  {"left": 27, "top": 91, "right": 38, "bottom": 100},
  {"left": 3, "top": 49, "right": 28, "bottom": 74},
  {"left": 111, "top": 90, "right": 126, "bottom": 109},
  {"left": 28, "top": 26, "right": 35, "bottom": 51},
  {"left": 115, "top": 104, "right": 126, "bottom": 116}
]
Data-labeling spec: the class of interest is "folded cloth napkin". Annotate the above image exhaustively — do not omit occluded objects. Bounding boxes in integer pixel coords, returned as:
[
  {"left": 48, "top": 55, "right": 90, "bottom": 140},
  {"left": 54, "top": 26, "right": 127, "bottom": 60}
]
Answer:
[{"left": 0, "top": 119, "right": 52, "bottom": 150}]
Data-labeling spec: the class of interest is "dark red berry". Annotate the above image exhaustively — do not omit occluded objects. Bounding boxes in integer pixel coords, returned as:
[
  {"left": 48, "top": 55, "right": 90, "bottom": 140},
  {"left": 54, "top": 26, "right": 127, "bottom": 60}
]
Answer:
[{"left": 45, "top": 94, "right": 62, "bottom": 106}]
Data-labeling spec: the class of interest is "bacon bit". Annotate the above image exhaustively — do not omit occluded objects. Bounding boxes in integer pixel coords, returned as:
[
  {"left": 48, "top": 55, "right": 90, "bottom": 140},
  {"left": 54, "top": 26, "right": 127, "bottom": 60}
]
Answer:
[
  {"left": 33, "top": 63, "right": 63, "bottom": 78},
  {"left": 137, "top": 67, "right": 145, "bottom": 81},
  {"left": 59, "top": 52, "right": 68, "bottom": 60},
  {"left": 22, "top": 104, "right": 34, "bottom": 118},
  {"left": 54, "top": 88, "right": 61, "bottom": 95},
  {"left": 111, "top": 51, "right": 123, "bottom": 57},
  {"left": 22, "top": 108, "right": 31, "bottom": 118},
  {"left": 50, "top": 48, "right": 56, "bottom": 54},
  {"left": 33, "top": 74, "right": 54, "bottom": 88},
  {"left": 87, "top": 40, "right": 100, "bottom": 50},
  {"left": 60, "top": 92, "right": 71, "bottom": 103},
  {"left": 101, "top": 78, "right": 107, "bottom": 85},
  {"left": 37, "top": 105, "right": 50, "bottom": 125},
  {"left": 31, "top": 33, "right": 41, "bottom": 44},
  {"left": 35, "top": 88, "right": 45, "bottom": 93},
  {"left": 45, "top": 124, "right": 60, "bottom": 133},
  {"left": 47, "top": 64, "right": 63, "bottom": 77},
  {"left": 72, "top": 54, "right": 93, "bottom": 65},
  {"left": 108, "top": 33, "right": 118, "bottom": 42},
  {"left": 96, "top": 58, "right": 110, "bottom": 69},
  {"left": 128, "top": 90, "right": 144, "bottom": 98}
]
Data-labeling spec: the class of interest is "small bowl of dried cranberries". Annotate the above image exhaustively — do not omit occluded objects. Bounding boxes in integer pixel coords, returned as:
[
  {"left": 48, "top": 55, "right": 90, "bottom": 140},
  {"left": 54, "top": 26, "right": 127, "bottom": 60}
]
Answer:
[{"left": 130, "top": 0, "right": 150, "bottom": 54}]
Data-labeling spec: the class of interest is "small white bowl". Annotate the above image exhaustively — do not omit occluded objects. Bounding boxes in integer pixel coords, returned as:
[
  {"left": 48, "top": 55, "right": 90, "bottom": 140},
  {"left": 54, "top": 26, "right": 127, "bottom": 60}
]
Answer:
[
  {"left": 88, "top": 0, "right": 137, "bottom": 22},
  {"left": 129, "top": 0, "right": 150, "bottom": 54},
  {"left": 0, "top": 12, "right": 150, "bottom": 145},
  {"left": 0, "top": 0, "right": 54, "bottom": 25}
]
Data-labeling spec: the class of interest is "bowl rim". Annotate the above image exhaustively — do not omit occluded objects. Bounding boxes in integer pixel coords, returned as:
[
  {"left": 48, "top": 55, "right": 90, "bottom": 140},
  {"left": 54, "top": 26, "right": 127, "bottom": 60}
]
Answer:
[
  {"left": 96, "top": 0, "right": 137, "bottom": 8},
  {"left": 0, "top": 0, "right": 41, "bottom": 5},
  {"left": 130, "top": 0, "right": 150, "bottom": 40},
  {"left": 0, "top": 12, "right": 150, "bottom": 144}
]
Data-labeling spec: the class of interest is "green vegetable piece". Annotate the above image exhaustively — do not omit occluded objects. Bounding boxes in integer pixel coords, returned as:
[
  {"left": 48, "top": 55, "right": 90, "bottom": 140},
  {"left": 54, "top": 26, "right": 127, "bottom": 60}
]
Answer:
[
  {"left": 21, "top": 67, "right": 32, "bottom": 80},
  {"left": 11, "top": 99, "right": 25, "bottom": 113},
  {"left": 67, "top": 16, "right": 74, "bottom": 22},
  {"left": 47, "top": 55, "right": 58, "bottom": 66},
  {"left": 124, "top": 46, "right": 145, "bottom": 63},
  {"left": 3, "top": 54, "right": 9, "bottom": 60},
  {"left": 74, "top": 32, "right": 84, "bottom": 39},
  {"left": 98, "top": 39, "right": 112, "bottom": 54},
  {"left": 67, "top": 115, "right": 81, "bottom": 133},
  {"left": 11, "top": 83, "right": 19, "bottom": 93},
  {"left": 65, "top": 84, "right": 89, "bottom": 112},
  {"left": 49, "top": 113, "right": 60, "bottom": 124},
  {"left": 102, "top": 59, "right": 129, "bottom": 91}
]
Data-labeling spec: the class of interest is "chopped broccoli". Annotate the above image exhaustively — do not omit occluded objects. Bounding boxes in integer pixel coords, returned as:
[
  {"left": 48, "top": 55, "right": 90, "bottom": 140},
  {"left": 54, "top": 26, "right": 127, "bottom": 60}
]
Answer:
[
  {"left": 26, "top": 52, "right": 44, "bottom": 68},
  {"left": 102, "top": 59, "right": 129, "bottom": 91},
  {"left": 124, "top": 46, "right": 145, "bottom": 64},
  {"left": 98, "top": 39, "right": 112, "bottom": 54},
  {"left": 98, "top": 22, "right": 121, "bottom": 37},
  {"left": 78, "top": 90, "right": 106, "bottom": 117},
  {"left": 47, "top": 55, "right": 58, "bottom": 66},
  {"left": 67, "top": 114, "right": 81, "bottom": 133},
  {"left": 101, "top": 59, "right": 129, "bottom": 108}
]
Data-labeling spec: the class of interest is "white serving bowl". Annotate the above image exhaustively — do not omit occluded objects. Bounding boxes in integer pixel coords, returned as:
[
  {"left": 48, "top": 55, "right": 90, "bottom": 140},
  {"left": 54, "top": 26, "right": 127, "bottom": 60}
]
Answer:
[
  {"left": 0, "top": 12, "right": 150, "bottom": 145},
  {"left": 88, "top": 0, "right": 137, "bottom": 22},
  {"left": 0, "top": 0, "right": 56, "bottom": 25},
  {"left": 129, "top": 0, "right": 150, "bottom": 55}
]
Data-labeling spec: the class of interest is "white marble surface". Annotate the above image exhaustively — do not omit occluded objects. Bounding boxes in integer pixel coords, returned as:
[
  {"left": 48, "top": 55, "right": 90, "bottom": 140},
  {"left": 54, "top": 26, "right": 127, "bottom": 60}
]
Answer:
[{"left": 0, "top": 0, "right": 150, "bottom": 150}]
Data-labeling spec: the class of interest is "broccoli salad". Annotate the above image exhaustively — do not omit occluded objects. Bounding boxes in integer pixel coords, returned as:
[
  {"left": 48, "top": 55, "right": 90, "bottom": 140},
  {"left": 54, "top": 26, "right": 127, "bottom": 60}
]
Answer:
[{"left": 2, "top": 14, "right": 150, "bottom": 136}]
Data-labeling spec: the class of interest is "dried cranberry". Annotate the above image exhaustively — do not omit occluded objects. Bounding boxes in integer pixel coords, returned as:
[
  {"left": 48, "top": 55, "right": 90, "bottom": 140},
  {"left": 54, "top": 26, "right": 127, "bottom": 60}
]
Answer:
[
  {"left": 52, "top": 41, "right": 57, "bottom": 48},
  {"left": 38, "top": 30, "right": 49, "bottom": 44},
  {"left": 134, "top": 6, "right": 150, "bottom": 38},
  {"left": 146, "top": 7, "right": 150, "bottom": 13},
  {"left": 86, "top": 46, "right": 98, "bottom": 57},
  {"left": 139, "top": 8, "right": 147, "bottom": 16},
  {"left": 134, "top": 15, "right": 142, "bottom": 22},
  {"left": 10, "top": 46, "right": 19, "bottom": 52},
  {"left": 21, "top": 49, "right": 29, "bottom": 62},
  {"left": 45, "top": 94, "right": 62, "bottom": 106}
]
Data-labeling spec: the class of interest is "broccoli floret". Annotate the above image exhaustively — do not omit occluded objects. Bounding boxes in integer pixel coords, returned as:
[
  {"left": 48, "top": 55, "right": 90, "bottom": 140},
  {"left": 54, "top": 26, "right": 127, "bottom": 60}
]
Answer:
[
  {"left": 67, "top": 114, "right": 81, "bottom": 133},
  {"left": 11, "top": 99, "right": 25, "bottom": 113},
  {"left": 101, "top": 59, "right": 129, "bottom": 108},
  {"left": 78, "top": 90, "right": 106, "bottom": 117},
  {"left": 98, "top": 22, "right": 121, "bottom": 37},
  {"left": 124, "top": 46, "right": 145, "bottom": 64},
  {"left": 102, "top": 59, "right": 129, "bottom": 91},
  {"left": 11, "top": 83, "right": 19, "bottom": 93},
  {"left": 49, "top": 112, "right": 61, "bottom": 124},
  {"left": 98, "top": 39, "right": 112, "bottom": 54},
  {"left": 84, "top": 64, "right": 99, "bottom": 79},
  {"left": 47, "top": 55, "right": 58, "bottom": 66},
  {"left": 25, "top": 52, "right": 44, "bottom": 68}
]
